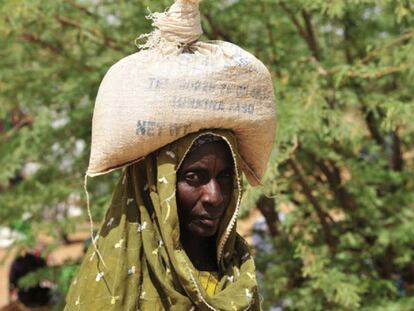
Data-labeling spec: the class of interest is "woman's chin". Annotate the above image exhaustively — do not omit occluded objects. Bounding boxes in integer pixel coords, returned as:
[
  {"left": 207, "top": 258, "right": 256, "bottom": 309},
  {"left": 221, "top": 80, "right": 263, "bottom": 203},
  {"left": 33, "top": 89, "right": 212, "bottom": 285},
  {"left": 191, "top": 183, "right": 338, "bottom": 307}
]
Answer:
[{"left": 189, "top": 222, "right": 218, "bottom": 238}]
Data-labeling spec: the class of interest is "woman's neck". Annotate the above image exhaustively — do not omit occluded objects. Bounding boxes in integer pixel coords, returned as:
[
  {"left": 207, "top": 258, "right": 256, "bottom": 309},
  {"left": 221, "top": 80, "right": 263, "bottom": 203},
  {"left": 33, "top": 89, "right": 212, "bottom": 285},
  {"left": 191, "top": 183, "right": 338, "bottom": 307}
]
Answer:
[{"left": 180, "top": 232, "right": 218, "bottom": 272}]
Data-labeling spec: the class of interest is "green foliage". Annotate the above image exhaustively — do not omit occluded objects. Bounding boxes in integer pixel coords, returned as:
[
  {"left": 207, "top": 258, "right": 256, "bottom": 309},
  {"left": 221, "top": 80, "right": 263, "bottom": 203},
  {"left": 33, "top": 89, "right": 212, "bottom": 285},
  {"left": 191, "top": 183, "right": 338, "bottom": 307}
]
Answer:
[
  {"left": 0, "top": 0, "right": 413, "bottom": 310},
  {"left": 18, "top": 265, "right": 79, "bottom": 292}
]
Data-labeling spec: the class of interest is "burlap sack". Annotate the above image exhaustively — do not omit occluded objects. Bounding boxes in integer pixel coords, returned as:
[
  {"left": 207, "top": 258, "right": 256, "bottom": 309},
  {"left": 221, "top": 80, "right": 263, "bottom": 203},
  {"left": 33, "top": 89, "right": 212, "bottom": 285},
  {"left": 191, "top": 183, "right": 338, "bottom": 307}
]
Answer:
[{"left": 87, "top": 0, "right": 276, "bottom": 186}]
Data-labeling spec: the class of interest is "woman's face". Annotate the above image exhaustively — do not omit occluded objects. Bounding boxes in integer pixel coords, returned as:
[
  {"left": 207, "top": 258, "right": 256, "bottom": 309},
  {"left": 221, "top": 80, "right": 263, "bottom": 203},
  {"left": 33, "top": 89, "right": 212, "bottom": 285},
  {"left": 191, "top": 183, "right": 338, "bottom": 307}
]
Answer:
[{"left": 176, "top": 141, "right": 234, "bottom": 238}]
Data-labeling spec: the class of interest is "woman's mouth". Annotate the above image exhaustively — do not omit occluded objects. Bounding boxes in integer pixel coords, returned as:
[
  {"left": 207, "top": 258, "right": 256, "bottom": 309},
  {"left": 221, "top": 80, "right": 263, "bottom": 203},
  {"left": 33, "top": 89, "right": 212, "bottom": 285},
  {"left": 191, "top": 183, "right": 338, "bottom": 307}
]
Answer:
[{"left": 199, "top": 218, "right": 219, "bottom": 227}]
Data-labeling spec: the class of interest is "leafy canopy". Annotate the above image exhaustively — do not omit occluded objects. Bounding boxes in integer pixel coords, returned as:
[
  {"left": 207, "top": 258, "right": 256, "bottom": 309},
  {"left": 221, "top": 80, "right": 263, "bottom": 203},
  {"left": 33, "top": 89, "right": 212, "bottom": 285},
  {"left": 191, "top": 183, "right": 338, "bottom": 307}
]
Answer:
[{"left": 0, "top": 0, "right": 413, "bottom": 310}]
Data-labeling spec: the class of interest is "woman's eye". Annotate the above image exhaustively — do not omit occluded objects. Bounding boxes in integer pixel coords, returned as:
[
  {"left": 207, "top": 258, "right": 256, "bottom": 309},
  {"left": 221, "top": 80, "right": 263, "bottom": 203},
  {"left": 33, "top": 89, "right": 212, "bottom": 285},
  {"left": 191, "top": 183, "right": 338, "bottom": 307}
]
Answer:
[
  {"left": 184, "top": 170, "right": 209, "bottom": 185},
  {"left": 185, "top": 172, "right": 200, "bottom": 182}
]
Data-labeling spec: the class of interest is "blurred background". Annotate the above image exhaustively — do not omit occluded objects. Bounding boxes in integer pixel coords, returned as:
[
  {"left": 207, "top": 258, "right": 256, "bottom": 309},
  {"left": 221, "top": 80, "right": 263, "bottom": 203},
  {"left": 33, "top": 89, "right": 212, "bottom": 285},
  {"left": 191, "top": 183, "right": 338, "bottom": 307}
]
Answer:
[{"left": 0, "top": 0, "right": 413, "bottom": 310}]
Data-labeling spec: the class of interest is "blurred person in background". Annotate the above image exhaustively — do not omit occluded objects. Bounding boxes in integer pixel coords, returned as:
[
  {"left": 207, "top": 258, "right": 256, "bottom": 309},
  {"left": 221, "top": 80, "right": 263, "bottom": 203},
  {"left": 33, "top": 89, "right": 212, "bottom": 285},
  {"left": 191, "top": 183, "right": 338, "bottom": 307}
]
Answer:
[{"left": 1, "top": 253, "right": 52, "bottom": 311}]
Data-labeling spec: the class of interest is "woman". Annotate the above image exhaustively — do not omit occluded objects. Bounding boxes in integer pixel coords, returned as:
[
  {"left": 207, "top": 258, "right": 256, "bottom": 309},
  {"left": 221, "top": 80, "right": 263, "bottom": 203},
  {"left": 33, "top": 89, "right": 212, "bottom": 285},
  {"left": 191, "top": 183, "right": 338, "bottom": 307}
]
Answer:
[{"left": 65, "top": 130, "right": 260, "bottom": 310}]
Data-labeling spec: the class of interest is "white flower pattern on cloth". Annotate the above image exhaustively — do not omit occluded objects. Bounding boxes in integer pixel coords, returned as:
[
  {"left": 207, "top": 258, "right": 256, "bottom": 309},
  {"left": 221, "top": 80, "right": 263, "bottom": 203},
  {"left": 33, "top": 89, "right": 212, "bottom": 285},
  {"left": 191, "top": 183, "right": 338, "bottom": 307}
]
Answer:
[
  {"left": 128, "top": 266, "right": 136, "bottom": 275},
  {"left": 114, "top": 238, "right": 124, "bottom": 248},
  {"left": 163, "top": 192, "right": 175, "bottom": 223},
  {"left": 245, "top": 288, "right": 253, "bottom": 300},
  {"left": 137, "top": 221, "right": 147, "bottom": 232},
  {"left": 110, "top": 296, "right": 120, "bottom": 305},
  {"left": 235, "top": 267, "right": 240, "bottom": 277},
  {"left": 95, "top": 272, "right": 104, "bottom": 282},
  {"left": 166, "top": 150, "right": 176, "bottom": 159},
  {"left": 107, "top": 217, "right": 114, "bottom": 227},
  {"left": 151, "top": 239, "right": 164, "bottom": 256},
  {"left": 242, "top": 252, "right": 250, "bottom": 261}
]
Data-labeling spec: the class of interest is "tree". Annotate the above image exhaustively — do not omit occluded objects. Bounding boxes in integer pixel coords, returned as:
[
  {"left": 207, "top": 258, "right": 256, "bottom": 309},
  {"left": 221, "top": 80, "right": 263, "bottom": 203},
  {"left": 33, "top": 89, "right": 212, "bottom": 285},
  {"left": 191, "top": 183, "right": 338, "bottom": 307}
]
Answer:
[{"left": 1, "top": 0, "right": 413, "bottom": 310}]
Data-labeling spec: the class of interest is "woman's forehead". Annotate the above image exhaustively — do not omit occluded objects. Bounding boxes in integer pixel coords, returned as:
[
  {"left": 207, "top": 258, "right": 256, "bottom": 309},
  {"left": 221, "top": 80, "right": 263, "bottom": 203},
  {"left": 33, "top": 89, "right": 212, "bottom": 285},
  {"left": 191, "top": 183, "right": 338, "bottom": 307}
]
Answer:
[
  {"left": 179, "top": 141, "right": 234, "bottom": 170},
  {"left": 188, "top": 134, "right": 224, "bottom": 153}
]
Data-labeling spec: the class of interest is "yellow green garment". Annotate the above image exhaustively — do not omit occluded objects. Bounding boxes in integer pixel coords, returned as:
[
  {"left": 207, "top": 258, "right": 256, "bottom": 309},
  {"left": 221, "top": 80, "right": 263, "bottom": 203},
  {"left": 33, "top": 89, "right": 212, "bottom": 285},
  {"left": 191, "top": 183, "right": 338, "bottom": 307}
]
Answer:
[
  {"left": 65, "top": 130, "right": 261, "bottom": 310},
  {"left": 197, "top": 271, "right": 219, "bottom": 297}
]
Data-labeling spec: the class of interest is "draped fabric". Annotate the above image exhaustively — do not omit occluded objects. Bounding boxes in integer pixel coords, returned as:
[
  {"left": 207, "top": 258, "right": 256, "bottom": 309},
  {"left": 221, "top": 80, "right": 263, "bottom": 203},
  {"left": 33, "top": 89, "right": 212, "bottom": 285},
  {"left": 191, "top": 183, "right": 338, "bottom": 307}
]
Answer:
[
  {"left": 65, "top": 130, "right": 261, "bottom": 310},
  {"left": 197, "top": 271, "right": 219, "bottom": 297}
]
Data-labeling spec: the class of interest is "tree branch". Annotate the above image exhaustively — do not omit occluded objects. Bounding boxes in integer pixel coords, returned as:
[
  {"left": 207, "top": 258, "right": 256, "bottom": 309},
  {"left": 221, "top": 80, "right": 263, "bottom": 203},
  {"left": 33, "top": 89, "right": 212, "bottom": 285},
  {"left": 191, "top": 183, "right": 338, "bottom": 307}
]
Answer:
[
  {"left": 391, "top": 128, "right": 404, "bottom": 171},
  {"left": 202, "top": 12, "right": 233, "bottom": 42},
  {"left": 279, "top": 3, "right": 308, "bottom": 43},
  {"left": 361, "top": 31, "right": 414, "bottom": 64},
  {"left": 259, "top": 2, "right": 278, "bottom": 65},
  {"left": 352, "top": 83, "right": 385, "bottom": 146},
  {"left": 301, "top": 10, "right": 320, "bottom": 60},
  {"left": 256, "top": 196, "right": 280, "bottom": 237},
  {"left": 349, "top": 64, "right": 408, "bottom": 80},
  {"left": 316, "top": 159, "right": 357, "bottom": 212},
  {"left": 63, "top": 0, "right": 96, "bottom": 17},
  {"left": 19, "top": 33, "right": 62, "bottom": 54},
  {"left": 288, "top": 157, "right": 336, "bottom": 252},
  {"left": 279, "top": 3, "right": 320, "bottom": 60},
  {"left": 56, "top": 16, "right": 124, "bottom": 51},
  {"left": 342, "top": 12, "right": 355, "bottom": 64},
  {"left": 361, "top": 105, "right": 384, "bottom": 146}
]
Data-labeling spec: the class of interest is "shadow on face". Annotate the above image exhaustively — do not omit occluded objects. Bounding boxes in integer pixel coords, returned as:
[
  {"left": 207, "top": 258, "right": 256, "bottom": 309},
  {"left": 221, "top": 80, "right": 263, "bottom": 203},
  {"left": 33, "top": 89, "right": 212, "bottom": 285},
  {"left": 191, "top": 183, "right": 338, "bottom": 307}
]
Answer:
[{"left": 176, "top": 140, "right": 235, "bottom": 238}]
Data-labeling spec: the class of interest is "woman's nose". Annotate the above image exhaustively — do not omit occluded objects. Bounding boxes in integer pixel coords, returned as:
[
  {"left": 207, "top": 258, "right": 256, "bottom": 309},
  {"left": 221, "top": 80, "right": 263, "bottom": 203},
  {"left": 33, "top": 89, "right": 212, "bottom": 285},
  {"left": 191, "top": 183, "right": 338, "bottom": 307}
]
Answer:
[{"left": 201, "top": 178, "right": 224, "bottom": 207}]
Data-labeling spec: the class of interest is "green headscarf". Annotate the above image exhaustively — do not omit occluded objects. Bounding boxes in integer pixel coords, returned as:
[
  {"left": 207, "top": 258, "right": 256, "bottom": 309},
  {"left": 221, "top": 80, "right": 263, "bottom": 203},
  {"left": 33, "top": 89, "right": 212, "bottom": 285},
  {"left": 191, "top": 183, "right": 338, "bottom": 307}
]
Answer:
[{"left": 65, "top": 130, "right": 261, "bottom": 310}]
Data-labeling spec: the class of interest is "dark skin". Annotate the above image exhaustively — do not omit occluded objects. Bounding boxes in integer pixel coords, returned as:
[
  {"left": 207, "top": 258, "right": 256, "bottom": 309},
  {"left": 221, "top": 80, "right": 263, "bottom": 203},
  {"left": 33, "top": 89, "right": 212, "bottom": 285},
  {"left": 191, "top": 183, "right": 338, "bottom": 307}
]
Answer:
[{"left": 176, "top": 141, "right": 234, "bottom": 272}]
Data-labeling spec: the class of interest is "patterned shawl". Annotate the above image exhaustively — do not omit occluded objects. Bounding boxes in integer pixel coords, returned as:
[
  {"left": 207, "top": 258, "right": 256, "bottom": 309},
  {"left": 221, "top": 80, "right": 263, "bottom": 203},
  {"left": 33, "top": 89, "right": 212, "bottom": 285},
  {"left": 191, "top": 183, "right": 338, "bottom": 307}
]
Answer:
[{"left": 65, "top": 130, "right": 261, "bottom": 310}]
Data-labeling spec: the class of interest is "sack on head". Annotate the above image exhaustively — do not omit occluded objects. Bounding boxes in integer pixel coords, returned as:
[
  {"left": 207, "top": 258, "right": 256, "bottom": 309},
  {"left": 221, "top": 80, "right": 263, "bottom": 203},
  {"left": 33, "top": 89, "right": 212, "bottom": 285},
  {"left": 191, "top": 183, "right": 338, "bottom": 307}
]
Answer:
[{"left": 87, "top": 0, "right": 276, "bottom": 186}]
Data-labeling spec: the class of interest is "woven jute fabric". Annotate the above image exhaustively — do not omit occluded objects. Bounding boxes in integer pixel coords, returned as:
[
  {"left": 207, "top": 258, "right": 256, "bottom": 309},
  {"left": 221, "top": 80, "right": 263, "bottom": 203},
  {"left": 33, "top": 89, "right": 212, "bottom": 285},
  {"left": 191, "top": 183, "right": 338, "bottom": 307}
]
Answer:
[{"left": 87, "top": 0, "right": 276, "bottom": 186}]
